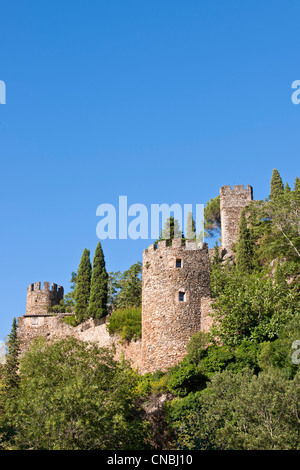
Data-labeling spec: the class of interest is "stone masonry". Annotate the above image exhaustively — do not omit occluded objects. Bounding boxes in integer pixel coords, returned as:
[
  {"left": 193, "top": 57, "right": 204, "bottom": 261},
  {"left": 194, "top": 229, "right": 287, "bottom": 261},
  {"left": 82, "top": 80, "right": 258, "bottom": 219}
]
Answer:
[
  {"left": 26, "top": 282, "right": 64, "bottom": 316},
  {"left": 141, "top": 239, "right": 211, "bottom": 373},
  {"left": 220, "top": 184, "right": 253, "bottom": 255},
  {"left": 17, "top": 183, "right": 253, "bottom": 374}
]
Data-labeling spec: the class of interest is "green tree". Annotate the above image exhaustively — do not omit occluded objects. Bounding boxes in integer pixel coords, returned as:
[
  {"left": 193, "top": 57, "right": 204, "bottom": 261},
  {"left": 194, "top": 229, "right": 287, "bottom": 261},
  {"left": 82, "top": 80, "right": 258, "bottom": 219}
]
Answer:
[
  {"left": 294, "top": 176, "right": 300, "bottom": 193},
  {"left": 106, "top": 307, "right": 142, "bottom": 342},
  {"left": 157, "top": 216, "right": 183, "bottom": 244},
  {"left": 185, "top": 212, "right": 196, "bottom": 241},
  {"left": 0, "top": 319, "right": 20, "bottom": 448},
  {"left": 115, "top": 262, "right": 142, "bottom": 309},
  {"left": 75, "top": 249, "right": 92, "bottom": 323},
  {"left": 260, "top": 191, "right": 300, "bottom": 261},
  {"left": 89, "top": 242, "right": 108, "bottom": 320},
  {"left": 210, "top": 270, "right": 299, "bottom": 346},
  {"left": 2, "top": 318, "right": 20, "bottom": 393},
  {"left": 5, "top": 338, "right": 149, "bottom": 450},
  {"left": 107, "top": 271, "right": 122, "bottom": 309},
  {"left": 204, "top": 195, "right": 221, "bottom": 238},
  {"left": 168, "top": 368, "right": 300, "bottom": 450},
  {"left": 235, "top": 210, "right": 253, "bottom": 273},
  {"left": 270, "top": 168, "right": 284, "bottom": 200},
  {"left": 284, "top": 182, "right": 291, "bottom": 195},
  {"left": 64, "top": 271, "right": 77, "bottom": 307}
]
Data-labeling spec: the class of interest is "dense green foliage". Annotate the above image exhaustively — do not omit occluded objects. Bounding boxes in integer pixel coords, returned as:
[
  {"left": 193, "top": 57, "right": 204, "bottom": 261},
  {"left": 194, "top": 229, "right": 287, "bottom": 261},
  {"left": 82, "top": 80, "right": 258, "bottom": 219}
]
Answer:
[
  {"left": 1, "top": 319, "right": 20, "bottom": 393},
  {"left": 1, "top": 338, "right": 149, "bottom": 450},
  {"left": 89, "top": 242, "right": 108, "bottom": 320},
  {"left": 1, "top": 168, "right": 299, "bottom": 450},
  {"left": 167, "top": 367, "right": 300, "bottom": 450},
  {"left": 109, "top": 262, "right": 142, "bottom": 310},
  {"left": 235, "top": 210, "right": 253, "bottom": 273},
  {"left": 106, "top": 308, "right": 142, "bottom": 342}
]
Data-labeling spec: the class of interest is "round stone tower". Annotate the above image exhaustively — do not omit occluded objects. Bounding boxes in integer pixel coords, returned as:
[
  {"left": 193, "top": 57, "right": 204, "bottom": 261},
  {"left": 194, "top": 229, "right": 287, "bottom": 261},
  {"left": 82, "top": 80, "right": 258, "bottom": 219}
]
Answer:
[
  {"left": 141, "top": 239, "right": 211, "bottom": 373},
  {"left": 26, "top": 282, "right": 64, "bottom": 316}
]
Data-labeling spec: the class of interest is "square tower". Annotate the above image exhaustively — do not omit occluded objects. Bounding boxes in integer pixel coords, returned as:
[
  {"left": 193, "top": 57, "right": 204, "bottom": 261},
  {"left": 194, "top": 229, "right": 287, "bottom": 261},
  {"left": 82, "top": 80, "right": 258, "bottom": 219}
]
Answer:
[{"left": 220, "top": 185, "right": 253, "bottom": 254}]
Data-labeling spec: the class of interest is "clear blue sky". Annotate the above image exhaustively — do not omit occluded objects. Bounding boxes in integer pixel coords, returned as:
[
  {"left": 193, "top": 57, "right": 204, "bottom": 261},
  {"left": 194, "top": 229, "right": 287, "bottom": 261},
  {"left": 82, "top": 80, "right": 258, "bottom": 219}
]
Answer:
[{"left": 0, "top": 1, "right": 299, "bottom": 341}]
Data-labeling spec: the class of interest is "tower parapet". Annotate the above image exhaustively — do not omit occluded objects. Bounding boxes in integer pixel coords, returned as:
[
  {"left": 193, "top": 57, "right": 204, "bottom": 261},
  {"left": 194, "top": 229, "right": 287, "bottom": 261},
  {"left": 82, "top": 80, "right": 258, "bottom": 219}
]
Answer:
[
  {"left": 141, "top": 239, "right": 211, "bottom": 373},
  {"left": 26, "top": 282, "right": 64, "bottom": 316},
  {"left": 220, "top": 184, "right": 253, "bottom": 254}
]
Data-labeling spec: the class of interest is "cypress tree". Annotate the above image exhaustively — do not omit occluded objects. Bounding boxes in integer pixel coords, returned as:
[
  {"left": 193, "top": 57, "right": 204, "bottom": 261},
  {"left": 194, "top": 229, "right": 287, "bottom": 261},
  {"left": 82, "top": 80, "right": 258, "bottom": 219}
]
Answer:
[
  {"left": 75, "top": 248, "right": 92, "bottom": 323},
  {"left": 284, "top": 182, "right": 291, "bottom": 195},
  {"left": 236, "top": 211, "right": 253, "bottom": 273},
  {"left": 212, "top": 241, "right": 221, "bottom": 265},
  {"left": 294, "top": 176, "right": 300, "bottom": 193},
  {"left": 159, "top": 216, "right": 183, "bottom": 244},
  {"left": 89, "top": 242, "right": 108, "bottom": 320},
  {"left": 3, "top": 318, "right": 20, "bottom": 393},
  {"left": 185, "top": 212, "right": 196, "bottom": 241},
  {"left": 270, "top": 168, "right": 284, "bottom": 200}
]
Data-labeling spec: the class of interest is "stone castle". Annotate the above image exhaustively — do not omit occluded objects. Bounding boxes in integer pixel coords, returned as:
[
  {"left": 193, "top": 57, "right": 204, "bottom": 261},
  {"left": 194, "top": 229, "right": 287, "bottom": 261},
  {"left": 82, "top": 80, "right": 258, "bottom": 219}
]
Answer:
[{"left": 17, "top": 184, "right": 253, "bottom": 374}]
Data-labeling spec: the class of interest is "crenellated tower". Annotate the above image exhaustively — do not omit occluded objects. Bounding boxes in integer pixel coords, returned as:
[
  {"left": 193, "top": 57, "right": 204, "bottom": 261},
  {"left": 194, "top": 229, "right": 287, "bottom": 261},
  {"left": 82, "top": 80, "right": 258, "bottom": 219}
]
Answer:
[
  {"left": 141, "top": 239, "right": 211, "bottom": 373},
  {"left": 220, "top": 184, "right": 253, "bottom": 255},
  {"left": 26, "top": 282, "right": 64, "bottom": 316}
]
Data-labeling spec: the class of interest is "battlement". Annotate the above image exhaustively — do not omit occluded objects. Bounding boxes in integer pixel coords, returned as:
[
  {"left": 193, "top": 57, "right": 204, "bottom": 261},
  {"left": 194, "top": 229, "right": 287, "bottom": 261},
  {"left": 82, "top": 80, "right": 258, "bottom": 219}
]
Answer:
[
  {"left": 26, "top": 281, "right": 64, "bottom": 316},
  {"left": 28, "top": 282, "right": 64, "bottom": 295},
  {"left": 143, "top": 239, "right": 207, "bottom": 257},
  {"left": 220, "top": 185, "right": 253, "bottom": 208}
]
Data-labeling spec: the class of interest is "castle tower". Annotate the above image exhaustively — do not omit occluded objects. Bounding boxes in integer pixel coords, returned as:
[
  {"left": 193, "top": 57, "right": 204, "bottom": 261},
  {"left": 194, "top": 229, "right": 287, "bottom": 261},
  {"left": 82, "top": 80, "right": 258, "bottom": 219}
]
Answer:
[
  {"left": 26, "top": 282, "right": 64, "bottom": 316},
  {"left": 141, "top": 239, "right": 211, "bottom": 373},
  {"left": 220, "top": 185, "right": 253, "bottom": 255}
]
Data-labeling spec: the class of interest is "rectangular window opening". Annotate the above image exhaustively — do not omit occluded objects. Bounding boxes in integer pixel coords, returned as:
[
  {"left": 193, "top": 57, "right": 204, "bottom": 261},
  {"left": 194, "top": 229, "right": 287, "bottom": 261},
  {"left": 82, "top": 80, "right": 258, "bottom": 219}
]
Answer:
[
  {"left": 179, "top": 291, "right": 185, "bottom": 302},
  {"left": 176, "top": 259, "right": 182, "bottom": 268}
]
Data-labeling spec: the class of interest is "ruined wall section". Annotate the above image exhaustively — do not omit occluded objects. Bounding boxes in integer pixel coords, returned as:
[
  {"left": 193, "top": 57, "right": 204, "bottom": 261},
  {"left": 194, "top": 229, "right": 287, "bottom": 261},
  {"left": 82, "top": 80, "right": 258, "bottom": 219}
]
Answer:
[
  {"left": 141, "top": 239, "right": 211, "bottom": 373},
  {"left": 220, "top": 185, "right": 253, "bottom": 254},
  {"left": 17, "top": 314, "right": 142, "bottom": 370}
]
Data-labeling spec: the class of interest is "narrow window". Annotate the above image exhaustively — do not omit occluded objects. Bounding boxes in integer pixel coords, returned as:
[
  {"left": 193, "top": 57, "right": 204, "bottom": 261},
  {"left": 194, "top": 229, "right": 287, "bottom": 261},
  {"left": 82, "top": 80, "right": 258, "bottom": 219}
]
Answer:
[
  {"left": 179, "top": 291, "right": 185, "bottom": 302},
  {"left": 176, "top": 259, "right": 182, "bottom": 268}
]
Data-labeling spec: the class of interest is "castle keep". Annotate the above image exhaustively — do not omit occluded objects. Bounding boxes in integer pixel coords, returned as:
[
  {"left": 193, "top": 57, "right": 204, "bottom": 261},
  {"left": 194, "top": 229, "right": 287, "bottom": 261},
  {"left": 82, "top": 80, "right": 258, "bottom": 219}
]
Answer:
[
  {"left": 26, "top": 282, "right": 64, "bottom": 316},
  {"left": 17, "top": 184, "right": 253, "bottom": 373},
  {"left": 141, "top": 239, "right": 211, "bottom": 372}
]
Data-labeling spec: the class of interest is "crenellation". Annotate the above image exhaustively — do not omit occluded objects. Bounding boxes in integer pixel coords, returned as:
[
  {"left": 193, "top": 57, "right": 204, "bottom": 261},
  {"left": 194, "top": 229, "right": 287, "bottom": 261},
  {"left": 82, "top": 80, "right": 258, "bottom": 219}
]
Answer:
[{"left": 26, "top": 281, "right": 64, "bottom": 316}]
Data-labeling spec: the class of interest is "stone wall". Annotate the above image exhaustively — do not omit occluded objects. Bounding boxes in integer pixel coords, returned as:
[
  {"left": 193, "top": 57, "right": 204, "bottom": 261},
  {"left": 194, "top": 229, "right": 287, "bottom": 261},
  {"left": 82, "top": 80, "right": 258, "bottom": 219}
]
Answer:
[
  {"left": 220, "top": 185, "right": 253, "bottom": 255},
  {"left": 200, "top": 297, "right": 215, "bottom": 333},
  {"left": 141, "top": 239, "right": 211, "bottom": 373},
  {"left": 17, "top": 314, "right": 143, "bottom": 370}
]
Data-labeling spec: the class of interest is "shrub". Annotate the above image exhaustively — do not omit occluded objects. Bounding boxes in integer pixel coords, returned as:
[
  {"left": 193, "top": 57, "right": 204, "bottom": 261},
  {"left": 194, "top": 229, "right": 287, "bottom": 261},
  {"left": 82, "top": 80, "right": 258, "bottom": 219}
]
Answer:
[
  {"left": 168, "top": 364, "right": 207, "bottom": 397},
  {"left": 62, "top": 315, "right": 79, "bottom": 327},
  {"left": 106, "top": 308, "right": 141, "bottom": 342}
]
